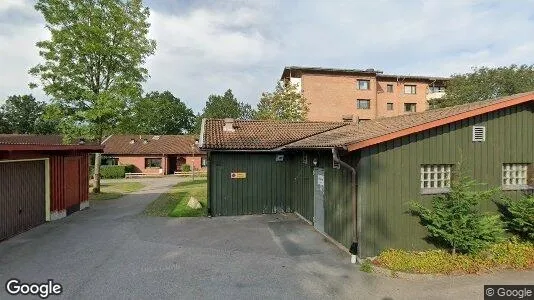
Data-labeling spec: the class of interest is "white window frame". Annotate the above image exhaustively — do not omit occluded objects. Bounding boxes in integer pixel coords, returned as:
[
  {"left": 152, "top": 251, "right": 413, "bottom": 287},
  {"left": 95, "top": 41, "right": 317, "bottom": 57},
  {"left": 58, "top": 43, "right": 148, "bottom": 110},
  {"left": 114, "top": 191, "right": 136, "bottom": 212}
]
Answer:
[
  {"left": 420, "top": 164, "right": 452, "bottom": 194},
  {"left": 357, "top": 80, "right": 370, "bottom": 90},
  {"left": 357, "top": 99, "right": 371, "bottom": 109},
  {"left": 502, "top": 163, "right": 531, "bottom": 190},
  {"left": 404, "top": 84, "right": 417, "bottom": 94}
]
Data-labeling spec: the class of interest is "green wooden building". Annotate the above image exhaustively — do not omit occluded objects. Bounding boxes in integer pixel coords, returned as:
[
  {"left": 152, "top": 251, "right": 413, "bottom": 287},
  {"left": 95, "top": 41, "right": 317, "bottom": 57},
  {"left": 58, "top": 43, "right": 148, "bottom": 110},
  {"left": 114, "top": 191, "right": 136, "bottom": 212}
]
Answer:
[{"left": 200, "top": 92, "right": 534, "bottom": 258}]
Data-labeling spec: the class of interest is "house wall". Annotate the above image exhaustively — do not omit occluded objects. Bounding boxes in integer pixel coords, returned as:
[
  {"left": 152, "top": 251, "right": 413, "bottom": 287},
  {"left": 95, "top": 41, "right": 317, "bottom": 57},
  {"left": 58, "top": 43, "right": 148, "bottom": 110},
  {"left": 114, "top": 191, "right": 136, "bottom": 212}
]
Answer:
[
  {"left": 208, "top": 150, "right": 354, "bottom": 249},
  {"left": 0, "top": 151, "right": 90, "bottom": 220},
  {"left": 356, "top": 102, "right": 534, "bottom": 257},
  {"left": 299, "top": 73, "right": 437, "bottom": 121},
  {"left": 115, "top": 154, "right": 206, "bottom": 174}
]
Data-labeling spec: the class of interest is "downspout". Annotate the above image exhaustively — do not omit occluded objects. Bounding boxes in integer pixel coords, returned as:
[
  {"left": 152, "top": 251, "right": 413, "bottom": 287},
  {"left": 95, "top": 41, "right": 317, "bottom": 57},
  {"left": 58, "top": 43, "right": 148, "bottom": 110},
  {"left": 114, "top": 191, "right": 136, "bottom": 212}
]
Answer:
[{"left": 332, "top": 148, "right": 358, "bottom": 263}]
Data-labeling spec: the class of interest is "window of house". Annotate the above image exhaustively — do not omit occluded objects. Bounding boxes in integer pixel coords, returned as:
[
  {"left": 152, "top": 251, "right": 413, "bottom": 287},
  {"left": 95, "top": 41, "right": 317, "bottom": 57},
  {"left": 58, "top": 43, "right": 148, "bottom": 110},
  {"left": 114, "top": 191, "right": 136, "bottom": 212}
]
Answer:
[
  {"left": 387, "top": 103, "right": 394, "bottom": 111},
  {"left": 387, "top": 84, "right": 393, "bottom": 93},
  {"left": 201, "top": 157, "right": 207, "bottom": 168},
  {"left": 429, "top": 86, "right": 445, "bottom": 93},
  {"left": 145, "top": 158, "right": 162, "bottom": 168},
  {"left": 357, "top": 99, "right": 371, "bottom": 109},
  {"left": 404, "top": 103, "right": 417, "bottom": 112},
  {"left": 421, "top": 164, "right": 452, "bottom": 194},
  {"left": 404, "top": 84, "right": 417, "bottom": 94},
  {"left": 502, "top": 163, "right": 531, "bottom": 190},
  {"left": 357, "top": 80, "right": 370, "bottom": 90}
]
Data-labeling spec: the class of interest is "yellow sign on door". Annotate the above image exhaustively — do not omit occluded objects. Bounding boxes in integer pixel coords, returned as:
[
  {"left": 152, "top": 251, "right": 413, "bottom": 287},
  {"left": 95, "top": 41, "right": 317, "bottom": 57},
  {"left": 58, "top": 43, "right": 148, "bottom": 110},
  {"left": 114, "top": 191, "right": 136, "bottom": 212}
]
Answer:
[{"left": 231, "top": 172, "right": 246, "bottom": 179}]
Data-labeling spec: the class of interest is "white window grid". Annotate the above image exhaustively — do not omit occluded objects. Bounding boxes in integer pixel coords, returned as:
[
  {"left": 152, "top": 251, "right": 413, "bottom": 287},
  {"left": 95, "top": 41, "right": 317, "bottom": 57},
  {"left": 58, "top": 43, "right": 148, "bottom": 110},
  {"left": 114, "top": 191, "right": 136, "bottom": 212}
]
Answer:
[
  {"left": 421, "top": 165, "right": 451, "bottom": 189},
  {"left": 502, "top": 164, "right": 528, "bottom": 186}
]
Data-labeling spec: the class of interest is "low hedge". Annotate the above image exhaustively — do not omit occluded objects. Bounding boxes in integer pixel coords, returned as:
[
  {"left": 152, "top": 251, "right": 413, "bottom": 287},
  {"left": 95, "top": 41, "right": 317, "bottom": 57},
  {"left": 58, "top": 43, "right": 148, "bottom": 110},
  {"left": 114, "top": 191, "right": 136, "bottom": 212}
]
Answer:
[
  {"left": 89, "top": 164, "right": 136, "bottom": 179},
  {"left": 374, "top": 239, "right": 534, "bottom": 274}
]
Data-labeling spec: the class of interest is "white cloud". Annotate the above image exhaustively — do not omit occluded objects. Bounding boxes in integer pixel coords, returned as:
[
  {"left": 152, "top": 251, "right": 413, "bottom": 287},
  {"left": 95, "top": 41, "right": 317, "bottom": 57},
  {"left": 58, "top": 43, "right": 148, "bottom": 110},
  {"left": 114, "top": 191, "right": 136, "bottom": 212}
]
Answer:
[{"left": 1, "top": 0, "right": 534, "bottom": 110}]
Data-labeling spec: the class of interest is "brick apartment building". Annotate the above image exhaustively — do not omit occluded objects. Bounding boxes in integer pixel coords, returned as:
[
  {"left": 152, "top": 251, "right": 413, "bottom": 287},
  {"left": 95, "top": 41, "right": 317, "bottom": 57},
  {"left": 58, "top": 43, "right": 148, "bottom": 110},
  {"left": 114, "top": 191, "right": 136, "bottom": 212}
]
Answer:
[{"left": 280, "top": 66, "right": 448, "bottom": 122}]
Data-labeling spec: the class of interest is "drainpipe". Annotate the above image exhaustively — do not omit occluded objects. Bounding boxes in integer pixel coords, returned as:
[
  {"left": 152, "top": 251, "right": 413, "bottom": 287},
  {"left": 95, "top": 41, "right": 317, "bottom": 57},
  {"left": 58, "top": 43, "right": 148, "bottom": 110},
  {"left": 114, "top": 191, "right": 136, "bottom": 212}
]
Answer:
[{"left": 332, "top": 148, "right": 358, "bottom": 263}]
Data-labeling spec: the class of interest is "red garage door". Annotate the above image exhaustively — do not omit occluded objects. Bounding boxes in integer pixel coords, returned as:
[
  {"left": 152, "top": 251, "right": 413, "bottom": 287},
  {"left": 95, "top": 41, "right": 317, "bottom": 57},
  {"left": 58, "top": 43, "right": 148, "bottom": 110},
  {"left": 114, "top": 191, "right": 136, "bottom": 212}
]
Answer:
[{"left": 0, "top": 160, "right": 46, "bottom": 241}]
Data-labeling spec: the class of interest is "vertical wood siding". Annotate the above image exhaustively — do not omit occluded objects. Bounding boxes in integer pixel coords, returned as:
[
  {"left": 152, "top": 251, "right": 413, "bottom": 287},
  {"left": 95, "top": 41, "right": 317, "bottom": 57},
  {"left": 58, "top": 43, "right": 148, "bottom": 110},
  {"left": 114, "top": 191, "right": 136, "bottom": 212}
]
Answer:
[
  {"left": 0, "top": 160, "right": 46, "bottom": 240},
  {"left": 357, "top": 103, "right": 534, "bottom": 257}
]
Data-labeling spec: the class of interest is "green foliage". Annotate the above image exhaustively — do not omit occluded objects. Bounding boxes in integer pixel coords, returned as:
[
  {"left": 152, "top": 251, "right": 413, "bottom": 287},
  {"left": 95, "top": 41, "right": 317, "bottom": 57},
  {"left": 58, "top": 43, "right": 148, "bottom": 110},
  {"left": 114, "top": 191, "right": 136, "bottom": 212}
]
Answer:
[
  {"left": 410, "top": 176, "right": 505, "bottom": 254},
  {"left": 433, "top": 64, "right": 534, "bottom": 108},
  {"left": 99, "top": 165, "right": 126, "bottom": 179},
  {"left": 124, "top": 164, "right": 136, "bottom": 173},
  {"left": 144, "top": 179, "right": 207, "bottom": 217},
  {"left": 256, "top": 81, "right": 309, "bottom": 121},
  {"left": 194, "top": 89, "right": 253, "bottom": 133},
  {"left": 119, "top": 91, "right": 195, "bottom": 134},
  {"left": 0, "top": 94, "right": 58, "bottom": 134},
  {"left": 360, "top": 259, "right": 373, "bottom": 273},
  {"left": 499, "top": 196, "right": 534, "bottom": 241},
  {"left": 375, "top": 239, "right": 534, "bottom": 274},
  {"left": 29, "top": 0, "right": 156, "bottom": 142},
  {"left": 181, "top": 164, "right": 191, "bottom": 172}
]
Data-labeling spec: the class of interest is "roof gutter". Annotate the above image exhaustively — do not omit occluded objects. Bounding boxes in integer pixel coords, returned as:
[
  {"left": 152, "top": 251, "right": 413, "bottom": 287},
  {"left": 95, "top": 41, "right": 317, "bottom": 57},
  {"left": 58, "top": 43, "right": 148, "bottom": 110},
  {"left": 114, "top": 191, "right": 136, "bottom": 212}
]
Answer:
[{"left": 331, "top": 148, "right": 358, "bottom": 262}]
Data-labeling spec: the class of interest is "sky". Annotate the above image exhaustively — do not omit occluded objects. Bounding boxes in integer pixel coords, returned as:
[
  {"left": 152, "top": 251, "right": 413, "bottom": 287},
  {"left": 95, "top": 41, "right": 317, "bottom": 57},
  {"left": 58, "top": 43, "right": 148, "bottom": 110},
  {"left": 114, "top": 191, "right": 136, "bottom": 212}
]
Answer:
[{"left": 1, "top": 0, "right": 534, "bottom": 112}]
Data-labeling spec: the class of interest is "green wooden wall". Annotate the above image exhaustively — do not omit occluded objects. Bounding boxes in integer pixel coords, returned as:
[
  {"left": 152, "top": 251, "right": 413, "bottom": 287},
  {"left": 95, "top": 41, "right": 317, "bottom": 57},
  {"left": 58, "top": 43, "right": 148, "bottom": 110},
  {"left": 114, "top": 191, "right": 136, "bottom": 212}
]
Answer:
[
  {"left": 208, "top": 151, "right": 354, "bottom": 249},
  {"left": 357, "top": 103, "right": 534, "bottom": 257}
]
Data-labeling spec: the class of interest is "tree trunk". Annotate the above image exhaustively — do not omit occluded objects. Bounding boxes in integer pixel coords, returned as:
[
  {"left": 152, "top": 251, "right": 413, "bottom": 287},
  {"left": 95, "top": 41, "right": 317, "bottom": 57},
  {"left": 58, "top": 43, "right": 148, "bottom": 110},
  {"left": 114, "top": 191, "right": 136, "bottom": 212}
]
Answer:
[{"left": 93, "top": 152, "right": 102, "bottom": 193}]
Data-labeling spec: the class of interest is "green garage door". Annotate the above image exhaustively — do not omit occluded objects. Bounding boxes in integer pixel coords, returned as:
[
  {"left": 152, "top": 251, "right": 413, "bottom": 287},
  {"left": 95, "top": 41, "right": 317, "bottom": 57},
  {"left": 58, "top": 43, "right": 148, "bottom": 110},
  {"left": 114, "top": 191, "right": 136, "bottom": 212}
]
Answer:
[{"left": 0, "top": 160, "right": 46, "bottom": 241}]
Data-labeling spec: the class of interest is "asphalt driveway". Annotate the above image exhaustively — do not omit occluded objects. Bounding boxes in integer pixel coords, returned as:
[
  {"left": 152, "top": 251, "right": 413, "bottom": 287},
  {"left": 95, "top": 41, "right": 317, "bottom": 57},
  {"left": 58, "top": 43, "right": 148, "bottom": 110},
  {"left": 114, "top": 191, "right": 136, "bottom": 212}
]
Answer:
[{"left": 0, "top": 177, "right": 532, "bottom": 300}]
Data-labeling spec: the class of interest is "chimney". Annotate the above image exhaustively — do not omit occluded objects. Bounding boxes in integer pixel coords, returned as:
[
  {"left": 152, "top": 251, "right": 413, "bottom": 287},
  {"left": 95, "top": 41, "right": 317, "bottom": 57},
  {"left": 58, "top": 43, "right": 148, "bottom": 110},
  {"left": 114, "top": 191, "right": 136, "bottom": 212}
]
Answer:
[
  {"left": 342, "top": 115, "right": 354, "bottom": 123},
  {"left": 223, "top": 118, "right": 235, "bottom": 132}
]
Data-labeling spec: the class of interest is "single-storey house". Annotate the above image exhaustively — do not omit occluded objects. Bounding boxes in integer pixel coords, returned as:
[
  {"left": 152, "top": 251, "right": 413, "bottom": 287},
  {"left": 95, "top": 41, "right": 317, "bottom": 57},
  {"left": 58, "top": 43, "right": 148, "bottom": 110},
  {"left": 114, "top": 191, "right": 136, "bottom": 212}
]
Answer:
[
  {"left": 0, "top": 134, "right": 102, "bottom": 241},
  {"left": 199, "top": 91, "right": 534, "bottom": 258},
  {"left": 102, "top": 135, "right": 206, "bottom": 175}
]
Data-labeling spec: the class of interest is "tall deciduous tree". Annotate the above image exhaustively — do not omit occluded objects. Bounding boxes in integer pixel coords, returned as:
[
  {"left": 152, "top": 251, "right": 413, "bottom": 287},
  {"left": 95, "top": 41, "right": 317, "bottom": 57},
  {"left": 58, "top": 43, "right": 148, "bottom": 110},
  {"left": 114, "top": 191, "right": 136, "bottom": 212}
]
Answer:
[
  {"left": 194, "top": 89, "right": 253, "bottom": 133},
  {"left": 256, "top": 81, "right": 308, "bottom": 121},
  {"left": 120, "top": 91, "right": 195, "bottom": 134},
  {"left": 433, "top": 64, "right": 534, "bottom": 108},
  {"left": 0, "top": 94, "right": 58, "bottom": 134},
  {"left": 29, "top": 0, "right": 156, "bottom": 193}
]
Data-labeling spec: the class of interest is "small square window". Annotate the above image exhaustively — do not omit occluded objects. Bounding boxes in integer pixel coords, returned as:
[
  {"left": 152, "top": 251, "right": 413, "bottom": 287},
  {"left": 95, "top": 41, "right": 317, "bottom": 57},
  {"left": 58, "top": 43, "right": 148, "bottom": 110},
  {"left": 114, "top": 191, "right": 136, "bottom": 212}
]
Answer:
[
  {"left": 404, "top": 85, "right": 417, "bottom": 94},
  {"left": 502, "top": 163, "right": 531, "bottom": 190},
  {"left": 357, "top": 80, "right": 370, "bottom": 90},
  {"left": 145, "top": 158, "right": 162, "bottom": 168},
  {"left": 357, "top": 99, "right": 371, "bottom": 109},
  {"left": 421, "top": 164, "right": 452, "bottom": 194},
  {"left": 387, "top": 84, "right": 393, "bottom": 93},
  {"left": 404, "top": 103, "right": 417, "bottom": 112},
  {"left": 201, "top": 157, "right": 207, "bottom": 167},
  {"left": 387, "top": 103, "right": 394, "bottom": 110}
]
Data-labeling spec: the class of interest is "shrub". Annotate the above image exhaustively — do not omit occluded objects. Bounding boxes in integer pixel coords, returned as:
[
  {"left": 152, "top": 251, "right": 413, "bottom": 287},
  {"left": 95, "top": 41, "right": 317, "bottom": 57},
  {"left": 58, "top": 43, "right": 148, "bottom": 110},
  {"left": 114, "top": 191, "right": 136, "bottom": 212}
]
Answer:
[
  {"left": 374, "top": 239, "right": 534, "bottom": 274},
  {"left": 499, "top": 196, "right": 534, "bottom": 241},
  {"left": 360, "top": 259, "right": 373, "bottom": 273},
  {"left": 410, "top": 176, "right": 505, "bottom": 254},
  {"left": 99, "top": 165, "right": 126, "bottom": 179},
  {"left": 124, "top": 164, "right": 136, "bottom": 173},
  {"left": 181, "top": 164, "right": 191, "bottom": 172}
]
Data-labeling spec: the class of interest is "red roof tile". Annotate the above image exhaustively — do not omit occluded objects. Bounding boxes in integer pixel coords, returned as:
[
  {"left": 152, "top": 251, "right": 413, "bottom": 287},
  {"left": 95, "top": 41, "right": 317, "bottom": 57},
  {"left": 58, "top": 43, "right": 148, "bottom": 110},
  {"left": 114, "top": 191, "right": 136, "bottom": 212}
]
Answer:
[{"left": 102, "top": 135, "right": 202, "bottom": 155}]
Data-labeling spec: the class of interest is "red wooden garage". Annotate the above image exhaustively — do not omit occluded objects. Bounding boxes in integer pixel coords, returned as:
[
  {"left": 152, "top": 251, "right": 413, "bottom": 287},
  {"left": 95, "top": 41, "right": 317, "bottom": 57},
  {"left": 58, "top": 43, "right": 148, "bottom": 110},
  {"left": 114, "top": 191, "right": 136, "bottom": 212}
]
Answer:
[{"left": 0, "top": 135, "right": 102, "bottom": 241}]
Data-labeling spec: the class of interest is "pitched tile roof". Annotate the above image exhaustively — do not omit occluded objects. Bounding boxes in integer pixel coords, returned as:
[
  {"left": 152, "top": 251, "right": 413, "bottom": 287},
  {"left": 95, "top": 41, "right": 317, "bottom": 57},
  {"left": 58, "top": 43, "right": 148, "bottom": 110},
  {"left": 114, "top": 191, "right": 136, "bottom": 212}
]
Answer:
[
  {"left": 103, "top": 135, "right": 202, "bottom": 155},
  {"left": 201, "top": 119, "right": 347, "bottom": 150},
  {"left": 0, "top": 134, "right": 64, "bottom": 145},
  {"left": 286, "top": 91, "right": 534, "bottom": 150}
]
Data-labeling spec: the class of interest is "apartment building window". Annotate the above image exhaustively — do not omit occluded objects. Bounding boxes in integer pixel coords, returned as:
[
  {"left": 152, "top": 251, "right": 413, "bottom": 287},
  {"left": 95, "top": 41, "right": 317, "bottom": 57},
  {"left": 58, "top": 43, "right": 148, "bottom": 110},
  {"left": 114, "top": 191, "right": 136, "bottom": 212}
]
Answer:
[
  {"left": 145, "top": 158, "right": 162, "bottom": 168},
  {"left": 387, "top": 84, "right": 394, "bottom": 93},
  {"left": 357, "top": 99, "right": 371, "bottom": 109},
  {"left": 404, "top": 103, "right": 417, "bottom": 112},
  {"left": 421, "top": 164, "right": 452, "bottom": 194},
  {"left": 404, "top": 84, "right": 417, "bottom": 94},
  {"left": 387, "top": 103, "right": 394, "bottom": 111},
  {"left": 357, "top": 80, "right": 370, "bottom": 90},
  {"left": 502, "top": 163, "right": 531, "bottom": 190}
]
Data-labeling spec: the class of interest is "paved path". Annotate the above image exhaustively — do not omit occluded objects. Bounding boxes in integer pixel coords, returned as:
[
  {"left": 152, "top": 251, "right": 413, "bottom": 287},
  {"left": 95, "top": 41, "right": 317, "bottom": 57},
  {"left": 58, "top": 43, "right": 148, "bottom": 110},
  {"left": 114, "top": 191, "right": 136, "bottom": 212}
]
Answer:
[{"left": 0, "top": 178, "right": 532, "bottom": 299}]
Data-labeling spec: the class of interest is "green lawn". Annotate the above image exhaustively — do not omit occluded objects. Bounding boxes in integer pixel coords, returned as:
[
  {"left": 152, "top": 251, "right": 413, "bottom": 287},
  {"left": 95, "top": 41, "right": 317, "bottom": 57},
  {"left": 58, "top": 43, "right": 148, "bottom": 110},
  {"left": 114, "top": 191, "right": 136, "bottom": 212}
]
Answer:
[
  {"left": 144, "top": 179, "right": 207, "bottom": 217},
  {"left": 89, "top": 181, "right": 145, "bottom": 201}
]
